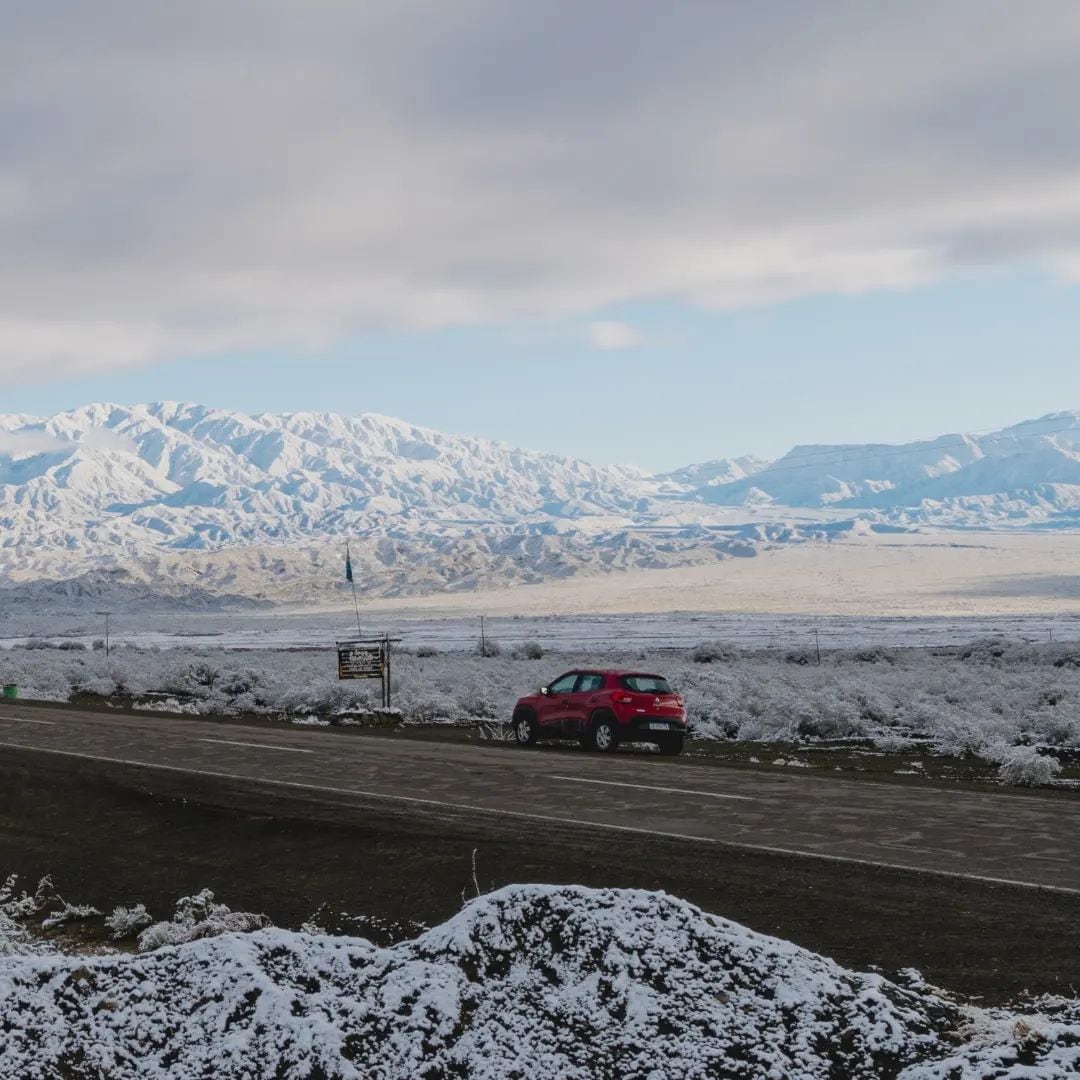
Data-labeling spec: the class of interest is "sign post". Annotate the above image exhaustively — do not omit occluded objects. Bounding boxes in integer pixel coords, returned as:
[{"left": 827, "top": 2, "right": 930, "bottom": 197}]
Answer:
[{"left": 337, "top": 637, "right": 400, "bottom": 708}]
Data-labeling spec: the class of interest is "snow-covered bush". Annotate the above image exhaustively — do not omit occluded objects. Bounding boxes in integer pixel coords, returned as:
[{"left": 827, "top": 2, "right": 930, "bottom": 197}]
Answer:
[
  {"left": 842, "top": 646, "right": 898, "bottom": 665},
  {"left": 41, "top": 902, "right": 101, "bottom": 931},
  {"left": 0, "top": 874, "right": 55, "bottom": 956},
  {"left": 415, "top": 645, "right": 438, "bottom": 658},
  {"left": 218, "top": 667, "right": 263, "bottom": 698},
  {"left": 992, "top": 745, "right": 1063, "bottom": 787},
  {"left": 138, "top": 889, "right": 269, "bottom": 952},
  {"left": 105, "top": 904, "right": 153, "bottom": 940},
  {"left": 474, "top": 636, "right": 502, "bottom": 658},
  {"left": 958, "top": 638, "right": 1009, "bottom": 663},
  {"left": 187, "top": 661, "right": 221, "bottom": 691},
  {"left": 691, "top": 640, "right": 738, "bottom": 663}
]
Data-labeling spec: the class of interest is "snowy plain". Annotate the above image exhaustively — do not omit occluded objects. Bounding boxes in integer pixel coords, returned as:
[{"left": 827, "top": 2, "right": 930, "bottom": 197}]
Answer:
[{"left": 3, "top": 606, "right": 1079, "bottom": 654}]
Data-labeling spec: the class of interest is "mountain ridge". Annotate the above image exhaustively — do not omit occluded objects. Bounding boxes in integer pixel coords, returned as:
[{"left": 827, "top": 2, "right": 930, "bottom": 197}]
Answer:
[{"left": 2, "top": 403, "right": 1078, "bottom": 606}]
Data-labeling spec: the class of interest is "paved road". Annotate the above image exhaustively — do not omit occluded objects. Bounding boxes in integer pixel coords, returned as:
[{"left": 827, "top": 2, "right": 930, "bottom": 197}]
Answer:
[{"left": 1, "top": 703, "right": 1077, "bottom": 893}]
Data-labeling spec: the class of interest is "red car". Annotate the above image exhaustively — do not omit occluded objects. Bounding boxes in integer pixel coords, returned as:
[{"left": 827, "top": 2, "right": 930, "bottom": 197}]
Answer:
[{"left": 512, "top": 669, "right": 687, "bottom": 755}]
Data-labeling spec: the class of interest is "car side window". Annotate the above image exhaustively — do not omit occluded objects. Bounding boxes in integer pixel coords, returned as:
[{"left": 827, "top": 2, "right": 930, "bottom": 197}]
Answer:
[
  {"left": 576, "top": 674, "right": 604, "bottom": 693},
  {"left": 548, "top": 673, "right": 579, "bottom": 695}
]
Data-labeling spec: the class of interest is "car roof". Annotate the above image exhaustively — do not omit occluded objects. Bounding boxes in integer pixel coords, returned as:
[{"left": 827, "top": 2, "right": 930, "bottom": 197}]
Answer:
[
  {"left": 588, "top": 669, "right": 668, "bottom": 678},
  {"left": 558, "top": 669, "right": 668, "bottom": 678}
]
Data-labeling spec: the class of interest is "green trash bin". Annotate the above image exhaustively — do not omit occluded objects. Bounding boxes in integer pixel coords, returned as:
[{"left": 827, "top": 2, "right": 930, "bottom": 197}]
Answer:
[{"left": 2, "top": 685, "right": 17, "bottom": 700}]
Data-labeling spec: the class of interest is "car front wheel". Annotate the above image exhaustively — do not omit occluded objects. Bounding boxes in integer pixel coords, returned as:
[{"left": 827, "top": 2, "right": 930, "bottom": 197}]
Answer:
[
  {"left": 587, "top": 713, "right": 619, "bottom": 753},
  {"left": 513, "top": 710, "right": 538, "bottom": 746}
]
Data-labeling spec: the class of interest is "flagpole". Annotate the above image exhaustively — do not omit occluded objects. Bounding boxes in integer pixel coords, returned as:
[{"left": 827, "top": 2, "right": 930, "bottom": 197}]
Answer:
[{"left": 347, "top": 541, "right": 362, "bottom": 636}]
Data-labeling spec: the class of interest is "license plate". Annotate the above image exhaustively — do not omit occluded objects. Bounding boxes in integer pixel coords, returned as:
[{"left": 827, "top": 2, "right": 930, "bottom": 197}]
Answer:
[{"left": 648, "top": 722, "right": 669, "bottom": 731}]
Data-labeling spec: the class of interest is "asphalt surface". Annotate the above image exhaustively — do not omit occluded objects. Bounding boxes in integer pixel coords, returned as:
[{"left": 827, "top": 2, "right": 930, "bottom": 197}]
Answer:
[{"left": 1, "top": 702, "right": 1077, "bottom": 894}]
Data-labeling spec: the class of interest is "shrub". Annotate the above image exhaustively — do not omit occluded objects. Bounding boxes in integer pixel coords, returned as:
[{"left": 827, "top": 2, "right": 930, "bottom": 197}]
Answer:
[
  {"left": 0, "top": 875, "right": 54, "bottom": 956},
  {"left": 41, "top": 903, "right": 101, "bottom": 931},
  {"left": 475, "top": 637, "right": 502, "bottom": 658},
  {"left": 137, "top": 889, "right": 269, "bottom": 952},
  {"left": 188, "top": 662, "right": 221, "bottom": 690},
  {"left": 105, "top": 904, "right": 153, "bottom": 940},
  {"left": 691, "top": 641, "right": 737, "bottom": 664},
  {"left": 845, "top": 647, "right": 896, "bottom": 665},
  {"left": 415, "top": 645, "right": 439, "bottom": 658},
  {"left": 995, "top": 746, "right": 1062, "bottom": 787},
  {"left": 958, "top": 638, "right": 1008, "bottom": 663},
  {"left": 219, "top": 668, "right": 262, "bottom": 698}
]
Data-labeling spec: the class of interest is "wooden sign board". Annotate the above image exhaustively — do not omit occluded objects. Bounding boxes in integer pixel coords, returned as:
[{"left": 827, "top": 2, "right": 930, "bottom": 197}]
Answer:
[{"left": 337, "top": 643, "right": 384, "bottom": 680}]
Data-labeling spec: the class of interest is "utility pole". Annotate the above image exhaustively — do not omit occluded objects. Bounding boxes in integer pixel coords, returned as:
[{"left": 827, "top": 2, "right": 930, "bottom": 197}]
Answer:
[
  {"left": 813, "top": 628, "right": 821, "bottom": 665},
  {"left": 480, "top": 615, "right": 486, "bottom": 657},
  {"left": 96, "top": 611, "right": 112, "bottom": 657},
  {"left": 384, "top": 633, "right": 391, "bottom": 709}
]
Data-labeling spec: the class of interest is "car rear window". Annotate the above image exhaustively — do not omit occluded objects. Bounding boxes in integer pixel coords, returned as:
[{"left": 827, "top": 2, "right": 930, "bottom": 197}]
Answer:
[{"left": 620, "top": 675, "right": 673, "bottom": 694}]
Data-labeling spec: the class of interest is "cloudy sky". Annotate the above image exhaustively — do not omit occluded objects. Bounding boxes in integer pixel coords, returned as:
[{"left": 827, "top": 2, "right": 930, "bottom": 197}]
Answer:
[{"left": 3, "top": 1, "right": 1080, "bottom": 468}]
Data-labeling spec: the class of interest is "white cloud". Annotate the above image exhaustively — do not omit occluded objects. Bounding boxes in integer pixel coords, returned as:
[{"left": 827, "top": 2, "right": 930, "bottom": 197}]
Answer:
[
  {"left": 0, "top": 430, "right": 67, "bottom": 455},
  {"left": 0, "top": 423, "right": 136, "bottom": 457},
  {"left": 2, "top": 2, "right": 1080, "bottom": 384},
  {"left": 588, "top": 321, "right": 643, "bottom": 351}
]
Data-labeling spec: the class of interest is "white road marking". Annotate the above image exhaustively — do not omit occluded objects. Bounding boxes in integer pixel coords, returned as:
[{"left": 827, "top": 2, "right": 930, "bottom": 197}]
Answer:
[
  {"left": 1, "top": 740, "right": 1077, "bottom": 896},
  {"left": 550, "top": 774, "right": 755, "bottom": 802},
  {"left": 197, "top": 738, "right": 312, "bottom": 754},
  {"left": 3, "top": 717, "right": 56, "bottom": 725}
]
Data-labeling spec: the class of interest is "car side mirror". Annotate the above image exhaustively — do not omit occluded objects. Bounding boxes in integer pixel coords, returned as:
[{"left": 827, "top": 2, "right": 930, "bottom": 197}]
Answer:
[{"left": 540, "top": 686, "right": 549, "bottom": 696}]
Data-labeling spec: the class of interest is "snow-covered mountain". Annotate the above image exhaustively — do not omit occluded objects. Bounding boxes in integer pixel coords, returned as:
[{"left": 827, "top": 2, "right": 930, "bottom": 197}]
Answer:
[
  {"left": 657, "top": 454, "right": 770, "bottom": 490},
  {"left": 686, "top": 412, "right": 1080, "bottom": 524},
  {"left": 0, "top": 403, "right": 804, "bottom": 605},
  {"left": 1, "top": 403, "right": 1078, "bottom": 607},
  {"left": 0, "top": 402, "right": 655, "bottom": 547}
]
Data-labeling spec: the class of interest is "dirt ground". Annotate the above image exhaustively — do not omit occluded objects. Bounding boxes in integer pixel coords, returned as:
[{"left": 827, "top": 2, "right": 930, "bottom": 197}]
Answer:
[{"left": 1, "top": 746, "right": 1077, "bottom": 1005}]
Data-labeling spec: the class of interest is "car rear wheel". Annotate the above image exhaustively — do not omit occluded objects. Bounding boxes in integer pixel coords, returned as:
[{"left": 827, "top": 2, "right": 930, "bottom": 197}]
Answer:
[
  {"left": 657, "top": 734, "right": 684, "bottom": 756},
  {"left": 586, "top": 713, "right": 619, "bottom": 753},
  {"left": 512, "top": 710, "right": 538, "bottom": 746}
]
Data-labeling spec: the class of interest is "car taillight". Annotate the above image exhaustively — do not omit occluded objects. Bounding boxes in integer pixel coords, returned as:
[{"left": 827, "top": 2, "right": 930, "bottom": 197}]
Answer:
[
  {"left": 676, "top": 695, "right": 684, "bottom": 706},
  {"left": 615, "top": 695, "right": 634, "bottom": 704}
]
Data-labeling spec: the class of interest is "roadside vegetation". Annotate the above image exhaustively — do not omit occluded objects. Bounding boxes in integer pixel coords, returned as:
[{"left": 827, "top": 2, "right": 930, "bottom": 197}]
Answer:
[{"left": 3, "top": 637, "right": 1079, "bottom": 786}]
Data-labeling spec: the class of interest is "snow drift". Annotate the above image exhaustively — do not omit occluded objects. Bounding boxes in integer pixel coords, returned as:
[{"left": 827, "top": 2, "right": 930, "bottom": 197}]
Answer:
[{"left": 1, "top": 884, "right": 1076, "bottom": 1079}]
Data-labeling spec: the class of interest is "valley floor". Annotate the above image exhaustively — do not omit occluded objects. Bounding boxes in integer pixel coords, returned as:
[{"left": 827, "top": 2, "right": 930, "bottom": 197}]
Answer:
[{"left": 358, "top": 531, "right": 1080, "bottom": 617}]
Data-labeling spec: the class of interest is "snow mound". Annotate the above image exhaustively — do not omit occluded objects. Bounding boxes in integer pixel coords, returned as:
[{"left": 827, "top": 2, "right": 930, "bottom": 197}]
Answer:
[
  {"left": 1, "top": 884, "right": 1075, "bottom": 1077},
  {"left": 0, "top": 883, "right": 968, "bottom": 1079},
  {"left": 901, "top": 998, "right": 1080, "bottom": 1078}
]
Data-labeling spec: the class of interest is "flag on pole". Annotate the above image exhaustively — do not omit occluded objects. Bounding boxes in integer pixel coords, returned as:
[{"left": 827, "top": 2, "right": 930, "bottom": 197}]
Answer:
[{"left": 345, "top": 543, "right": 354, "bottom": 583}]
